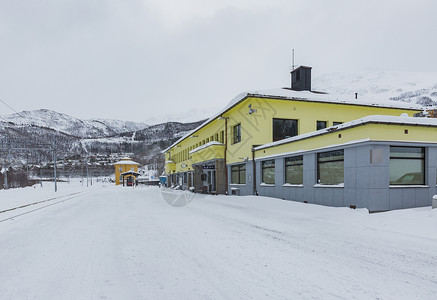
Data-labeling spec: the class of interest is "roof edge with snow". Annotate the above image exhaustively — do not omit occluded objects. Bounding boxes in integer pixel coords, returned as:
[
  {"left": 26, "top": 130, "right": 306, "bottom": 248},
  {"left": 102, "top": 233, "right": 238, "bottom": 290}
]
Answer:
[
  {"left": 162, "top": 89, "right": 424, "bottom": 153},
  {"left": 254, "top": 115, "right": 437, "bottom": 151}
]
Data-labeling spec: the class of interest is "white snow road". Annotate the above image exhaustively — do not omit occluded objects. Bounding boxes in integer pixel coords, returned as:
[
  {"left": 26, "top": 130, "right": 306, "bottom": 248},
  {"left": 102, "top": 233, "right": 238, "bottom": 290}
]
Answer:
[{"left": 0, "top": 185, "right": 436, "bottom": 299}]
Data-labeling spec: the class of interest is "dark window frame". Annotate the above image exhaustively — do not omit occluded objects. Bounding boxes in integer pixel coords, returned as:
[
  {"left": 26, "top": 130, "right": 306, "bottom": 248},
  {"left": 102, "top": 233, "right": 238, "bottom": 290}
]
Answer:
[
  {"left": 273, "top": 118, "right": 298, "bottom": 142},
  {"left": 285, "top": 155, "right": 304, "bottom": 184},
  {"left": 390, "top": 146, "right": 425, "bottom": 185},
  {"left": 231, "top": 163, "right": 246, "bottom": 184},
  {"left": 261, "top": 159, "right": 275, "bottom": 185},
  {"left": 316, "top": 121, "right": 327, "bottom": 130},
  {"left": 317, "top": 150, "right": 344, "bottom": 185},
  {"left": 233, "top": 123, "right": 241, "bottom": 144}
]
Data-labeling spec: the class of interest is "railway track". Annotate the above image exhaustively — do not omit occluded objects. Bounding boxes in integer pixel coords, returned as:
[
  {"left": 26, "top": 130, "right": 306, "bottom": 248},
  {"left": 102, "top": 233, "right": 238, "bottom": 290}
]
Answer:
[{"left": 0, "top": 188, "right": 100, "bottom": 223}]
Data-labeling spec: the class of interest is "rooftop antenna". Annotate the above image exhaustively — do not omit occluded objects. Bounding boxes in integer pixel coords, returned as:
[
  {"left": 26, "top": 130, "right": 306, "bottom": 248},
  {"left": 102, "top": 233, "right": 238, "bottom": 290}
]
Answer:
[{"left": 292, "top": 49, "right": 295, "bottom": 70}]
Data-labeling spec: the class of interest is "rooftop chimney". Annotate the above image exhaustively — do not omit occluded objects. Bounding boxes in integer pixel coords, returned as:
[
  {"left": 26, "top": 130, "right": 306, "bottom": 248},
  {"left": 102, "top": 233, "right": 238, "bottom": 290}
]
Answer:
[{"left": 291, "top": 66, "right": 312, "bottom": 91}]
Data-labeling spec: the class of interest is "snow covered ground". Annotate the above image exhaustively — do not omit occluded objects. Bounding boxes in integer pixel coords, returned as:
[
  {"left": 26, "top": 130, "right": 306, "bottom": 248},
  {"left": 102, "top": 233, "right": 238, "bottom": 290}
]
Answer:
[{"left": 0, "top": 183, "right": 436, "bottom": 299}]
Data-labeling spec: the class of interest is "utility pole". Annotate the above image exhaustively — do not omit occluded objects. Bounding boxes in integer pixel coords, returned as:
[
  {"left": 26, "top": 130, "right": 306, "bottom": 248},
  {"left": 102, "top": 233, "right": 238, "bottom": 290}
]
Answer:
[
  {"left": 3, "top": 138, "right": 9, "bottom": 190},
  {"left": 86, "top": 164, "right": 89, "bottom": 187},
  {"left": 4, "top": 149, "right": 9, "bottom": 190},
  {"left": 53, "top": 135, "right": 57, "bottom": 192}
]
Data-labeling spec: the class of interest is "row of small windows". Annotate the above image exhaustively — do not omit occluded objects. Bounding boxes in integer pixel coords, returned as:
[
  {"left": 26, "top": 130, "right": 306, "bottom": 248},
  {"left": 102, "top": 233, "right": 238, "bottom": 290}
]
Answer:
[
  {"left": 173, "top": 131, "right": 225, "bottom": 163},
  {"left": 175, "top": 119, "right": 346, "bottom": 162},
  {"left": 260, "top": 150, "right": 345, "bottom": 185},
  {"left": 231, "top": 147, "right": 426, "bottom": 186}
]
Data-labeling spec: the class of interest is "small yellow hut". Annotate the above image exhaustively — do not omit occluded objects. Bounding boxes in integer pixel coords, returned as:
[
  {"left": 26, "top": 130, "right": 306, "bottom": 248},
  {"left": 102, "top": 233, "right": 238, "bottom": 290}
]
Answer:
[{"left": 113, "top": 157, "right": 140, "bottom": 186}]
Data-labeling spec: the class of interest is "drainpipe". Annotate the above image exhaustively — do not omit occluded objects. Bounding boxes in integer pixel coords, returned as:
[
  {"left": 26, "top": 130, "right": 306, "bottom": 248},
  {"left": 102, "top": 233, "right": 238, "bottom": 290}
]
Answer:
[
  {"left": 218, "top": 116, "right": 229, "bottom": 195},
  {"left": 224, "top": 117, "right": 228, "bottom": 195},
  {"left": 252, "top": 147, "right": 257, "bottom": 195}
]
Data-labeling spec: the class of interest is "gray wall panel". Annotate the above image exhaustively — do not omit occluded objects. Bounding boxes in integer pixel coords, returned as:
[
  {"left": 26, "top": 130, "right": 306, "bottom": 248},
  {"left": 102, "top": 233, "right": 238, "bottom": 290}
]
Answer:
[
  {"left": 356, "top": 166, "right": 370, "bottom": 188},
  {"left": 333, "top": 188, "right": 344, "bottom": 207},
  {"left": 402, "top": 189, "right": 416, "bottom": 209},
  {"left": 314, "top": 188, "right": 323, "bottom": 205},
  {"left": 370, "top": 166, "right": 389, "bottom": 188},
  {"left": 368, "top": 189, "right": 389, "bottom": 211},
  {"left": 389, "top": 189, "right": 403, "bottom": 210},
  {"left": 344, "top": 189, "right": 356, "bottom": 207},
  {"left": 356, "top": 188, "right": 369, "bottom": 208},
  {"left": 323, "top": 188, "right": 335, "bottom": 206},
  {"left": 415, "top": 188, "right": 429, "bottom": 207}
]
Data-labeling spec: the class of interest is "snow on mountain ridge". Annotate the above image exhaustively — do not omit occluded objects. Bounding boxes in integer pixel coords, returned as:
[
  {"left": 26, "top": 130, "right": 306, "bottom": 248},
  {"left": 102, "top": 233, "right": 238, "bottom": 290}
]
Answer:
[
  {"left": 1, "top": 109, "right": 149, "bottom": 138},
  {"left": 312, "top": 70, "right": 437, "bottom": 106}
]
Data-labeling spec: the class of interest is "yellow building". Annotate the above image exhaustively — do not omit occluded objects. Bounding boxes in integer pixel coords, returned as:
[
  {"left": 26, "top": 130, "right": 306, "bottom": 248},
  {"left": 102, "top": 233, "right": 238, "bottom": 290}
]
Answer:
[
  {"left": 113, "top": 157, "right": 140, "bottom": 186},
  {"left": 162, "top": 66, "right": 437, "bottom": 211},
  {"left": 163, "top": 66, "right": 421, "bottom": 194}
]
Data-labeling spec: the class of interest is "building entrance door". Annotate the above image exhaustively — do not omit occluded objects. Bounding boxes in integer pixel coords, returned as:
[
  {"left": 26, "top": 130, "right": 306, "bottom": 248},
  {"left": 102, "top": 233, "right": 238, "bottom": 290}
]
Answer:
[{"left": 210, "top": 170, "right": 216, "bottom": 193}]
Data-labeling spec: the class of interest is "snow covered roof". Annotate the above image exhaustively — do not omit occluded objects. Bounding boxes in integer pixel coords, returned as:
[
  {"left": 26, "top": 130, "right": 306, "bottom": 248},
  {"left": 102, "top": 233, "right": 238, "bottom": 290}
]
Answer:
[
  {"left": 190, "top": 141, "right": 225, "bottom": 155},
  {"left": 113, "top": 159, "right": 140, "bottom": 165},
  {"left": 255, "top": 115, "right": 437, "bottom": 151},
  {"left": 162, "top": 88, "right": 423, "bottom": 153},
  {"left": 120, "top": 171, "right": 141, "bottom": 176}
]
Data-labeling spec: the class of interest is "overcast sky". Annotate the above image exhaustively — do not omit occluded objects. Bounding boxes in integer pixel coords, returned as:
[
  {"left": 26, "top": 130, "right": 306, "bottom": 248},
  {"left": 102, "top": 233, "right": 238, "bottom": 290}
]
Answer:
[{"left": 0, "top": 0, "right": 436, "bottom": 123}]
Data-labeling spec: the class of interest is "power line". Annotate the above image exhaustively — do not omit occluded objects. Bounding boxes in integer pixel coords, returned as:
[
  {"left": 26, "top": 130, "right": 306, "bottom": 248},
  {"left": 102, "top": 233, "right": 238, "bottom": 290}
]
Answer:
[
  {"left": 0, "top": 97, "right": 25, "bottom": 119},
  {"left": 0, "top": 98, "right": 20, "bottom": 114}
]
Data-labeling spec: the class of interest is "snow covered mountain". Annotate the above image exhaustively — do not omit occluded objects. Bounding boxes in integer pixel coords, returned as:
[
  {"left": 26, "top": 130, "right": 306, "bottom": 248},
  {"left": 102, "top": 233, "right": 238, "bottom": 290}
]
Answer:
[
  {"left": 313, "top": 70, "right": 437, "bottom": 106},
  {"left": 0, "top": 110, "right": 205, "bottom": 170},
  {"left": 0, "top": 109, "right": 148, "bottom": 138}
]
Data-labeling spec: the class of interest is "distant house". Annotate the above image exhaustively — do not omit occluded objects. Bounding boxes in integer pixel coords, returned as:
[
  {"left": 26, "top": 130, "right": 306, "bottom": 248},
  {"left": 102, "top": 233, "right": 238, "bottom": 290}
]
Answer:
[{"left": 113, "top": 157, "right": 140, "bottom": 186}]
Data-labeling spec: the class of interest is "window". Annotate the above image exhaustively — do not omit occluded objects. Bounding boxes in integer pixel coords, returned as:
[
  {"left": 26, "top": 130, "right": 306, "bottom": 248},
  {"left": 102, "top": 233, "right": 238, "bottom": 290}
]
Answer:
[
  {"left": 333, "top": 121, "right": 343, "bottom": 126},
  {"left": 273, "top": 119, "right": 298, "bottom": 142},
  {"left": 215, "top": 133, "right": 218, "bottom": 141},
  {"left": 390, "top": 147, "right": 424, "bottom": 185},
  {"left": 285, "top": 155, "right": 303, "bottom": 184},
  {"left": 317, "top": 121, "right": 327, "bottom": 130},
  {"left": 231, "top": 164, "right": 246, "bottom": 184},
  {"left": 317, "top": 150, "right": 344, "bottom": 185},
  {"left": 206, "top": 138, "right": 209, "bottom": 143},
  {"left": 233, "top": 124, "right": 241, "bottom": 144},
  {"left": 201, "top": 174, "right": 207, "bottom": 181},
  {"left": 220, "top": 131, "right": 224, "bottom": 143},
  {"left": 262, "top": 160, "right": 275, "bottom": 184}
]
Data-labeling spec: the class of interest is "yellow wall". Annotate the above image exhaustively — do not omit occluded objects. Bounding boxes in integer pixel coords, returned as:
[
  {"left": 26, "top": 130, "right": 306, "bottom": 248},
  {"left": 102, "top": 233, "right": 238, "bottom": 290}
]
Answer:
[
  {"left": 115, "top": 163, "right": 139, "bottom": 185},
  {"left": 190, "top": 144, "right": 225, "bottom": 165},
  {"left": 255, "top": 123, "right": 437, "bottom": 158},
  {"left": 165, "top": 95, "right": 420, "bottom": 174}
]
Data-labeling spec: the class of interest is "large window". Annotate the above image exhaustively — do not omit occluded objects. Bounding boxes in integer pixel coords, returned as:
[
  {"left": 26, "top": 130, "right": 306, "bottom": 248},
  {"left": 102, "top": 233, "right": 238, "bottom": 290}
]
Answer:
[
  {"left": 285, "top": 155, "right": 303, "bottom": 184},
  {"left": 317, "top": 150, "right": 344, "bottom": 185},
  {"left": 233, "top": 124, "right": 241, "bottom": 144},
  {"left": 262, "top": 160, "right": 275, "bottom": 184},
  {"left": 273, "top": 119, "right": 298, "bottom": 142},
  {"left": 390, "top": 147, "right": 424, "bottom": 185},
  {"left": 231, "top": 164, "right": 246, "bottom": 184}
]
